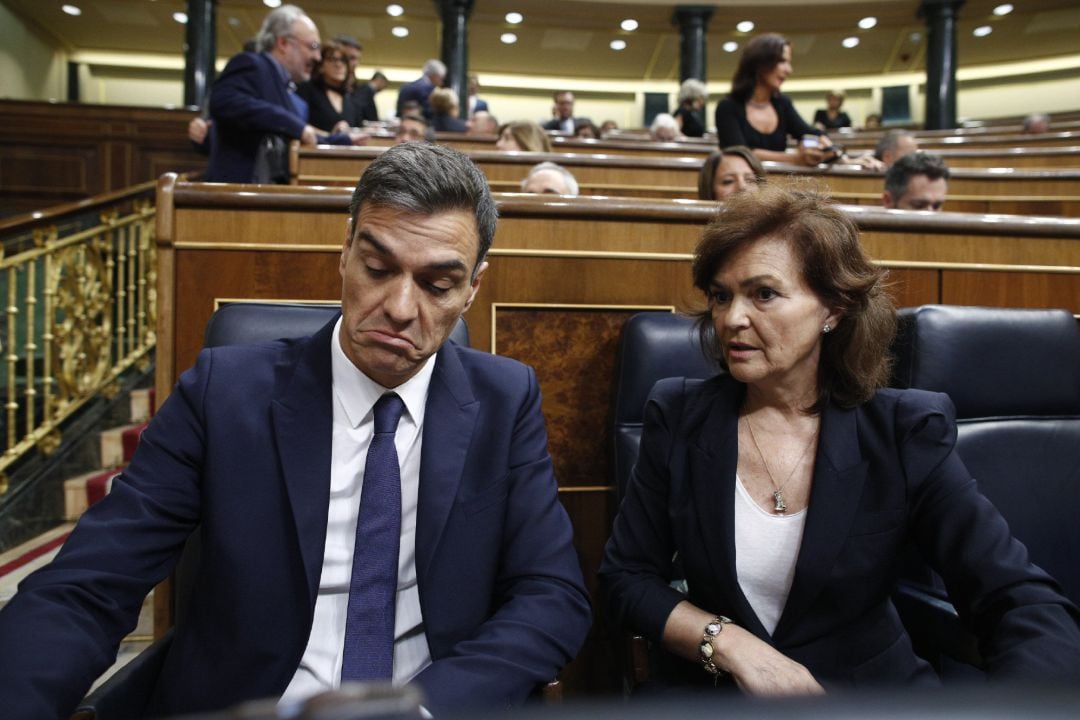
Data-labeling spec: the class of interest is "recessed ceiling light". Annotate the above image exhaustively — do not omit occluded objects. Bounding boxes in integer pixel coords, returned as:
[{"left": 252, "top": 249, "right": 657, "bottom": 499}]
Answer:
[
  {"left": 736, "top": 20, "right": 754, "bottom": 33},
  {"left": 505, "top": 12, "right": 523, "bottom": 24},
  {"left": 501, "top": 32, "right": 518, "bottom": 44},
  {"left": 173, "top": 11, "right": 188, "bottom": 23},
  {"left": 993, "top": 4, "right": 1013, "bottom": 16},
  {"left": 228, "top": 16, "right": 240, "bottom": 27},
  {"left": 909, "top": 31, "right": 922, "bottom": 43},
  {"left": 61, "top": 4, "right": 81, "bottom": 15},
  {"left": 610, "top": 39, "right": 627, "bottom": 51},
  {"left": 973, "top": 25, "right": 993, "bottom": 37},
  {"left": 722, "top": 41, "right": 738, "bottom": 53},
  {"left": 620, "top": 19, "right": 638, "bottom": 32},
  {"left": 391, "top": 25, "right": 409, "bottom": 37},
  {"left": 842, "top": 36, "right": 860, "bottom": 48},
  {"left": 858, "top": 17, "right": 877, "bottom": 30},
  {"left": 263, "top": 0, "right": 281, "bottom": 7},
  {"left": 387, "top": 4, "right": 404, "bottom": 17}
]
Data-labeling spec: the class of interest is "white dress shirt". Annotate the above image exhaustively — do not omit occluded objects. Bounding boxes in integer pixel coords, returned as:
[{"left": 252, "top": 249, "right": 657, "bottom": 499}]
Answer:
[{"left": 280, "top": 319, "right": 433, "bottom": 705}]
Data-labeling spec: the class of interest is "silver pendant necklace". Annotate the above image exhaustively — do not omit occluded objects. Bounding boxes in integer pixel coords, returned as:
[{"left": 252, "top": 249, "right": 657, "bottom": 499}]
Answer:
[{"left": 743, "top": 414, "right": 817, "bottom": 514}]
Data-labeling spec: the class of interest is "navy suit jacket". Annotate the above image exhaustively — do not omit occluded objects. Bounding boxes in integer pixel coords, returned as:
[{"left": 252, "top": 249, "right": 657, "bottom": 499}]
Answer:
[
  {"left": 206, "top": 52, "right": 308, "bottom": 183},
  {"left": 600, "top": 375, "right": 1080, "bottom": 688},
  {"left": 0, "top": 319, "right": 591, "bottom": 718}
]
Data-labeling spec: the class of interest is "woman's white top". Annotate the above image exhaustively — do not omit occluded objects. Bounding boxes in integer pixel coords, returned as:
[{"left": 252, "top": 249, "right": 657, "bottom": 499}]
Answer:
[{"left": 734, "top": 475, "right": 808, "bottom": 636}]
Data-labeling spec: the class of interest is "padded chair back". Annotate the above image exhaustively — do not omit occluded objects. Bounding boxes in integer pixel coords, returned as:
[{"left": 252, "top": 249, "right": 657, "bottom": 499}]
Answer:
[
  {"left": 612, "top": 312, "right": 720, "bottom": 498},
  {"left": 891, "top": 305, "right": 1080, "bottom": 603}
]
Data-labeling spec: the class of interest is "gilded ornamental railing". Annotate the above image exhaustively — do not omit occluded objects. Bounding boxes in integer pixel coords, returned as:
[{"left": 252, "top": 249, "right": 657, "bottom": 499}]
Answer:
[{"left": 0, "top": 181, "right": 157, "bottom": 492}]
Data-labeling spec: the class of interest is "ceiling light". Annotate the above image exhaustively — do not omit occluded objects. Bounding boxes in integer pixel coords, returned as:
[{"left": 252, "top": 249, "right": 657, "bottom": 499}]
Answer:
[
  {"left": 263, "top": 0, "right": 281, "bottom": 7},
  {"left": 993, "top": 4, "right": 1013, "bottom": 16},
  {"left": 391, "top": 25, "right": 409, "bottom": 37},
  {"left": 736, "top": 21, "right": 755, "bottom": 33},
  {"left": 386, "top": 4, "right": 404, "bottom": 17},
  {"left": 973, "top": 25, "right": 993, "bottom": 37},
  {"left": 505, "top": 12, "right": 523, "bottom": 24},
  {"left": 173, "top": 11, "right": 188, "bottom": 23},
  {"left": 620, "top": 19, "right": 638, "bottom": 32},
  {"left": 501, "top": 32, "right": 518, "bottom": 44},
  {"left": 228, "top": 17, "right": 240, "bottom": 27},
  {"left": 610, "top": 39, "right": 627, "bottom": 51},
  {"left": 858, "top": 17, "right": 877, "bottom": 30},
  {"left": 909, "top": 31, "right": 922, "bottom": 43},
  {"left": 842, "top": 36, "right": 860, "bottom": 48},
  {"left": 61, "top": 4, "right": 81, "bottom": 15},
  {"left": 722, "top": 41, "right": 738, "bottom": 53}
]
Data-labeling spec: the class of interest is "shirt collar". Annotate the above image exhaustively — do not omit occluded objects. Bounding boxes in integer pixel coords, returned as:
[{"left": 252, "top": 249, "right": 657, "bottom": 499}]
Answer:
[{"left": 330, "top": 317, "right": 434, "bottom": 429}]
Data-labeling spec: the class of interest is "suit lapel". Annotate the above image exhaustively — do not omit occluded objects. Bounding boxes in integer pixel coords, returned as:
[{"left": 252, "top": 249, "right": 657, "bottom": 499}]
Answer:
[
  {"left": 773, "top": 402, "right": 868, "bottom": 639},
  {"left": 415, "top": 345, "right": 478, "bottom": 581},
  {"left": 270, "top": 319, "right": 336, "bottom": 603}
]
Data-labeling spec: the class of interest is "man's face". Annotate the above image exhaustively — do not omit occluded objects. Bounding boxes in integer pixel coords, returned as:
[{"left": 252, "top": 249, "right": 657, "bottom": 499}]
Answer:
[
  {"left": 395, "top": 119, "right": 426, "bottom": 144},
  {"left": 886, "top": 175, "right": 948, "bottom": 211},
  {"left": 277, "top": 16, "right": 321, "bottom": 83},
  {"left": 554, "top": 93, "right": 574, "bottom": 120},
  {"left": 341, "top": 45, "right": 361, "bottom": 78},
  {"left": 338, "top": 204, "right": 487, "bottom": 388}
]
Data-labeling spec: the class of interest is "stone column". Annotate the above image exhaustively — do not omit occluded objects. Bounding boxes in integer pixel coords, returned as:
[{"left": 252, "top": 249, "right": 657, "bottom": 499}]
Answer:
[
  {"left": 919, "top": 0, "right": 965, "bottom": 130},
  {"left": 183, "top": 0, "right": 217, "bottom": 108},
  {"left": 672, "top": 6, "right": 713, "bottom": 83},
  {"left": 436, "top": 0, "right": 474, "bottom": 119}
]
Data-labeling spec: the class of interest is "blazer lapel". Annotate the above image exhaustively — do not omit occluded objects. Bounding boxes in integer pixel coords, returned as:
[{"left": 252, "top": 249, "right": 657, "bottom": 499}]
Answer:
[
  {"left": 772, "top": 402, "right": 868, "bottom": 639},
  {"left": 415, "top": 345, "right": 478, "bottom": 581},
  {"left": 270, "top": 319, "right": 336, "bottom": 603}
]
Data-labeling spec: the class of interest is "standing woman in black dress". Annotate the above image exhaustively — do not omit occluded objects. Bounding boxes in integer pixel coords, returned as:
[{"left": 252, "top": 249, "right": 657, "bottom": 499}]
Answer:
[
  {"left": 296, "top": 40, "right": 359, "bottom": 134},
  {"left": 714, "top": 34, "right": 835, "bottom": 167}
]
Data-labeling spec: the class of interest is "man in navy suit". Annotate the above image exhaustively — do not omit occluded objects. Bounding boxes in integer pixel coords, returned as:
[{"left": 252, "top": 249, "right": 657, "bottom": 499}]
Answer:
[
  {"left": 396, "top": 59, "right": 446, "bottom": 120},
  {"left": 0, "top": 143, "right": 591, "bottom": 718}
]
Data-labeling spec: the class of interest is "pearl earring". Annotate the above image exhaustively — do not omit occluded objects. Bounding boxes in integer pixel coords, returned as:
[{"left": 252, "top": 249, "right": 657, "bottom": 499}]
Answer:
[{"left": 823, "top": 323, "right": 832, "bottom": 334}]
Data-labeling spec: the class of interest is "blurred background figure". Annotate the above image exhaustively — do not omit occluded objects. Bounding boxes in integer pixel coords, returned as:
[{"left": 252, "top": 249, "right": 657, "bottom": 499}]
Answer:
[
  {"left": 698, "top": 146, "right": 766, "bottom": 201},
  {"left": 467, "top": 74, "right": 489, "bottom": 117},
  {"left": 599, "top": 119, "right": 619, "bottom": 137},
  {"left": 394, "top": 113, "right": 429, "bottom": 144},
  {"left": 673, "top": 78, "right": 708, "bottom": 138},
  {"left": 1023, "top": 113, "right": 1051, "bottom": 134},
  {"left": 542, "top": 91, "right": 591, "bottom": 133},
  {"left": 883, "top": 152, "right": 950, "bottom": 211},
  {"left": 332, "top": 34, "right": 362, "bottom": 93},
  {"left": 863, "top": 113, "right": 883, "bottom": 130},
  {"left": 496, "top": 121, "right": 552, "bottom": 152},
  {"left": 521, "top": 162, "right": 579, "bottom": 195},
  {"left": 296, "top": 40, "right": 359, "bottom": 134},
  {"left": 650, "top": 113, "right": 683, "bottom": 142},
  {"left": 875, "top": 130, "right": 918, "bottom": 168},
  {"left": 813, "top": 90, "right": 851, "bottom": 131},
  {"left": 353, "top": 71, "right": 387, "bottom": 124},
  {"left": 397, "top": 58, "right": 445, "bottom": 119},
  {"left": 468, "top": 111, "right": 499, "bottom": 136},
  {"left": 574, "top": 121, "right": 600, "bottom": 139},
  {"left": 429, "top": 88, "right": 468, "bottom": 132}
]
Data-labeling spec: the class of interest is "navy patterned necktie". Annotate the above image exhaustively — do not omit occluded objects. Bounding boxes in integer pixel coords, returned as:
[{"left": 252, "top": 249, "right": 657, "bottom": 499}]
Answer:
[{"left": 341, "top": 392, "right": 405, "bottom": 681}]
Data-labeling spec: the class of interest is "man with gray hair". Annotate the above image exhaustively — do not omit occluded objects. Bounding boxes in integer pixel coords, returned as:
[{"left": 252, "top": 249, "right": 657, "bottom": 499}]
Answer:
[
  {"left": 397, "top": 59, "right": 447, "bottom": 120},
  {"left": 0, "top": 143, "right": 591, "bottom": 718},
  {"left": 883, "top": 151, "right": 950, "bottom": 211},
  {"left": 521, "top": 161, "right": 579, "bottom": 195},
  {"left": 874, "top": 129, "right": 918, "bottom": 169}
]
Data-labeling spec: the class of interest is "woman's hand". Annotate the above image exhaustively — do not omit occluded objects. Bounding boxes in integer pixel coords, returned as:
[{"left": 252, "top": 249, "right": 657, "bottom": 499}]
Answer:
[
  {"left": 796, "top": 143, "right": 827, "bottom": 166},
  {"left": 719, "top": 624, "right": 826, "bottom": 697},
  {"left": 332, "top": 119, "right": 351, "bottom": 135}
]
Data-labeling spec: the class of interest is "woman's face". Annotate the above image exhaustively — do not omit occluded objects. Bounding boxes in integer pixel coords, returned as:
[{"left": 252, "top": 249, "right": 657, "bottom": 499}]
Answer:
[
  {"left": 708, "top": 235, "right": 837, "bottom": 395},
  {"left": 496, "top": 128, "right": 521, "bottom": 151},
  {"left": 713, "top": 155, "right": 760, "bottom": 200},
  {"left": 759, "top": 45, "right": 793, "bottom": 93},
  {"left": 321, "top": 51, "right": 348, "bottom": 85}
]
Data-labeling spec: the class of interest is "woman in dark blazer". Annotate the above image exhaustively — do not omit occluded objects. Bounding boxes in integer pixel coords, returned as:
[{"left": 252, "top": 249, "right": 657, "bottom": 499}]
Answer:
[
  {"left": 296, "top": 40, "right": 359, "bottom": 133},
  {"left": 600, "top": 185, "right": 1080, "bottom": 694}
]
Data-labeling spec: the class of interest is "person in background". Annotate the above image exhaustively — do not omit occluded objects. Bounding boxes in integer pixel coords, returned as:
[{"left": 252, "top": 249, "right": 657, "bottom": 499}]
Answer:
[
  {"left": 863, "top": 113, "right": 882, "bottom": 130},
  {"left": 883, "top": 152, "right": 950, "bottom": 211},
  {"left": 542, "top": 91, "right": 592, "bottom": 134},
  {"left": 874, "top": 130, "right": 918, "bottom": 168},
  {"left": 469, "top": 111, "right": 499, "bottom": 136},
  {"left": 467, "top": 74, "right": 489, "bottom": 117},
  {"left": 650, "top": 113, "right": 683, "bottom": 142},
  {"left": 1023, "top": 113, "right": 1051, "bottom": 134},
  {"left": 601, "top": 183, "right": 1080, "bottom": 698},
  {"left": 397, "top": 59, "right": 446, "bottom": 119},
  {"left": 495, "top": 121, "right": 552, "bottom": 152},
  {"left": 188, "top": 116, "right": 211, "bottom": 153},
  {"left": 674, "top": 78, "right": 708, "bottom": 138},
  {"left": 574, "top": 121, "right": 600, "bottom": 140},
  {"left": 333, "top": 34, "right": 362, "bottom": 93},
  {"left": 813, "top": 90, "right": 851, "bottom": 131},
  {"left": 521, "top": 162, "right": 579, "bottom": 195},
  {"left": 429, "top": 88, "right": 468, "bottom": 132},
  {"left": 296, "top": 39, "right": 361, "bottom": 133},
  {"left": 353, "top": 71, "right": 387, "bottom": 124},
  {"left": 714, "top": 33, "right": 835, "bottom": 167},
  {"left": 698, "top": 146, "right": 766, "bottom": 201},
  {"left": 395, "top": 113, "right": 430, "bottom": 144},
  {"left": 599, "top": 119, "right": 619, "bottom": 136}
]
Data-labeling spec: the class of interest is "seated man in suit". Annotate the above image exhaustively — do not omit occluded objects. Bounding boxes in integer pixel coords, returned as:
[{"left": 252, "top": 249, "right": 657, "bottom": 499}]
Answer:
[
  {"left": 0, "top": 143, "right": 592, "bottom": 719},
  {"left": 397, "top": 59, "right": 446, "bottom": 120},
  {"left": 882, "top": 152, "right": 950, "bottom": 212},
  {"left": 542, "top": 91, "right": 592, "bottom": 134}
]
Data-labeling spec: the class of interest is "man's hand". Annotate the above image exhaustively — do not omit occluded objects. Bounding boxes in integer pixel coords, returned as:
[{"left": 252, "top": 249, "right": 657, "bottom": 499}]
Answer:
[
  {"left": 300, "top": 124, "right": 319, "bottom": 146},
  {"left": 188, "top": 117, "right": 210, "bottom": 145},
  {"left": 846, "top": 153, "right": 886, "bottom": 171}
]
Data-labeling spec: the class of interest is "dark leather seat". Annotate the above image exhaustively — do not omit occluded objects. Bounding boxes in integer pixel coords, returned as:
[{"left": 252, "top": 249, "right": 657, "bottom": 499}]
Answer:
[{"left": 890, "top": 304, "right": 1080, "bottom": 672}]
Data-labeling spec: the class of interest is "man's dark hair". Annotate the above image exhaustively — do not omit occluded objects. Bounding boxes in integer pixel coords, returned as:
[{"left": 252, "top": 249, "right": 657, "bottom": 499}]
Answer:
[
  {"left": 884, "top": 152, "right": 950, "bottom": 201},
  {"left": 874, "top": 130, "right": 915, "bottom": 161},
  {"left": 333, "top": 35, "right": 362, "bottom": 52},
  {"left": 371, "top": 70, "right": 388, "bottom": 83},
  {"left": 349, "top": 144, "right": 497, "bottom": 277}
]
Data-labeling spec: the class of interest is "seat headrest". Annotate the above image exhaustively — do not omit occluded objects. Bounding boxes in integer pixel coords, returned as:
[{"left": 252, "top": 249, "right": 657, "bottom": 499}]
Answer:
[
  {"left": 892, "top": 305, "right": 1080, "bottom": 418},
  {"left": 613, "top": 312, "right": 719, "bottom": 424}
]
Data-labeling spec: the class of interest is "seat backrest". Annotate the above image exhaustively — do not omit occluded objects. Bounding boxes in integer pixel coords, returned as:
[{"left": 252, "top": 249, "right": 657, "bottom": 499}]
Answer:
[
  {"left": 204, "top": 300, "right": 470, "bottom": 349},
  {"left": 611, "top": 312, "right": 720, "bottom": 498},
  {"left": 891, "top": 305, "right": 1080, "bottom": 603}
]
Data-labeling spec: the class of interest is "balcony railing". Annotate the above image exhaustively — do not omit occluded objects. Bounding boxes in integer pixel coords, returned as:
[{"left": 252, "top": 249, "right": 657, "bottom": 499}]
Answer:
[{"left": 0, "top": 181, "right": 158, "bottom": 492}]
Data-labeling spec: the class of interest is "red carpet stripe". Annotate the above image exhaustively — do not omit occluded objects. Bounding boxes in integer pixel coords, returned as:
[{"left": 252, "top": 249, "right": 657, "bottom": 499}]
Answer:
[{"left": 0, "top": 532, "right": 71, "bottom": 579}]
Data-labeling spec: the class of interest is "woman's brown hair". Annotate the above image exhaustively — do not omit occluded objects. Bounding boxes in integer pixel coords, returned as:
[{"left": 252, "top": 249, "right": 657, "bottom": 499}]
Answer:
[
  {"left": 698, "top": 146, "right": 767, "bottom": 201},
  {"left": 496, "top": 121, "right": 552, "bottom": 153},
  {"left": 730, "top": 33, "right": 789, "bottom": 103}
]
